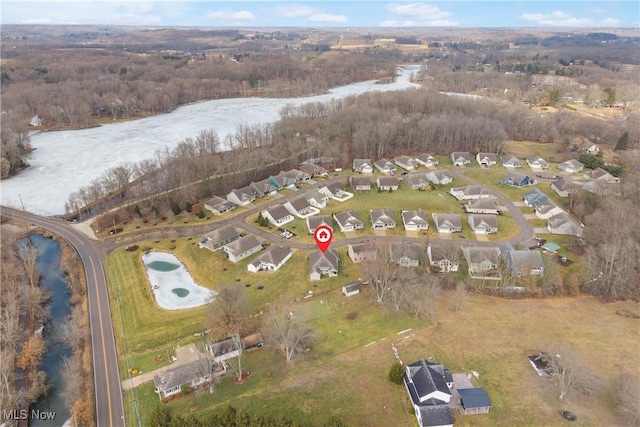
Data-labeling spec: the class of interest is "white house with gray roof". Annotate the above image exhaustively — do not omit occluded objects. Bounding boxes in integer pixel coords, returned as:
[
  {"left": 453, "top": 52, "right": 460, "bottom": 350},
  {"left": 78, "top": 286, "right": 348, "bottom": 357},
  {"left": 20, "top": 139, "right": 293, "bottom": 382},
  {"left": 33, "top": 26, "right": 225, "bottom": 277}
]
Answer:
[
  {"left": 306, "top": 215, "right": 333, "bottom": 235},
  {"left": 501, "top": 155, "right": 523, "bottom": 168},
  {"left": 374, "top": 158, "right": 397, "bottom": 174},
  {"left": 204, "top": 196, "right": 237, "bottom": 216},
  {"left": 261, "top": 205, "right": 294, "bottom": 226},
  {"left": 415, "top": 154, "right": 439, "bottom": 167},
  {"left": 464, "top": 198, "right": 500, "bottom": 215},
  {"left": 370, "top": 208, "right": 396, "bottom": 229},
  {"left": 526, "top": 155, "right": 549, "bottom": 170},
  {"left": 377, "top": 176, "right": 400, "bottom": 191},
  {"left": 352, "top": 159, "right": 373, "bottom": 174},
  {"left": 309, "top": 249, "right": 339, "bottom": 280},
  {"left": 334, "top": 210, "right": 365, "bottom": 232},
  {"left": 432, "top": 213, "right": 462, "bottom": 233},
  {"left": 547, "top": 212, "right": 583, "bottom": 237},
  {"left": 476, "top": 152, "right": 498, "bottom": 166},
  {"left": 247, "top": 246, "right": 292, "bottom": 273},
  {"left": 394, "top": 155, "right": 418, "bottom": 171},
  {"left": 462, "top": 246, "right": 501, "bottom": 279},
  {"left": 426, "top": 170, "right": 452, "bottom": 185},
  {"left": 468, "top": 214, "right": 498, "bottom": 234},
  {"left": 226, "top": 186, "right": 256, "bottom": 206},
  {"left": 402, "top": 172, "right": 430, "bottom": 190},
  {"left": 449, "top": 185, "right": 490, "bottom": 201},
  {"left": 402, "top": 209, "right": 429, "bottom": 231},
  {"left": 284, "top": 197, "right": 319, "bottom": 219},
  {"left": 499, "top": 243, "right": 544, "bottom": 277},
  {"left": 450, "top": 152, "right": 472, "bottom": 166},
  {"left": 223, "top": 235, "right": 262, "bottom": 263},
  {"left": 557, "top": 159, "right": 584, "bottom": 174},
  {"left": 404, "top": 359, "right": 454, "bottom": 427},
  {"left": 199, "top": 226, "right": 241, "bottom": 251}
]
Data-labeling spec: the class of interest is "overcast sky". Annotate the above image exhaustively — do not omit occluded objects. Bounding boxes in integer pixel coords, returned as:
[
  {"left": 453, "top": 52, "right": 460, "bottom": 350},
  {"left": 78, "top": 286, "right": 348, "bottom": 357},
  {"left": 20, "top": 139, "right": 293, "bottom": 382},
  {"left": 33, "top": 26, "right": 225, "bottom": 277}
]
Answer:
[{"left": 1, "top": 1, "right": 639, "bottom": 28}]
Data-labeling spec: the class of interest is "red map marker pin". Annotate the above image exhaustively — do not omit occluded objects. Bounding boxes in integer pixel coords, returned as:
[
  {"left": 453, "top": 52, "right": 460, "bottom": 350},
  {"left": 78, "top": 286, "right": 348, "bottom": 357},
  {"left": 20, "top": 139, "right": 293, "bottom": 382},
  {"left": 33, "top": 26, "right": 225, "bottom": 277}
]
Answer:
[{"left": 314, "top": 225, "right": 333, "bottom": 253}]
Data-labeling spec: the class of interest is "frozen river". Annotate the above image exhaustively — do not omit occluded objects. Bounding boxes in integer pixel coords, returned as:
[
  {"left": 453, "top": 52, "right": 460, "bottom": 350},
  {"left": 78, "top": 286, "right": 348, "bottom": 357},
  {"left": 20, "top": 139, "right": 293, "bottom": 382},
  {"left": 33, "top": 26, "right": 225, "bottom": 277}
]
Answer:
[{"left": 1, "top": 66, "right": 419, "bottom": 215}]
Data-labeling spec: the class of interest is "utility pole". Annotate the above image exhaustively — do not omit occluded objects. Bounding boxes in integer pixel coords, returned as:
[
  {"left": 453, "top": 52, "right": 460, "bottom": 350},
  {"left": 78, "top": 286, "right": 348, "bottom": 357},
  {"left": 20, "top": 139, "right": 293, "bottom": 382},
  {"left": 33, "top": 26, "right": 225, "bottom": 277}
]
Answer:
[{"left": 18, "top": 194, "right": 26, "bottom": 212}]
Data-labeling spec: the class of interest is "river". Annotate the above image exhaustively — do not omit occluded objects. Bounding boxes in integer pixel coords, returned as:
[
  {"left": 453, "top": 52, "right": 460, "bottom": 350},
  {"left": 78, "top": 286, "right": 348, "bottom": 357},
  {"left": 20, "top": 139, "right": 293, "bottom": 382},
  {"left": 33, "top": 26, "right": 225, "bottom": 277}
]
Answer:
[
  {"left": 23, "top": 234, "right": 72, "bottom": 427},
  {"left": 0, "top": 65, "right": 420, "bottom": 216}
]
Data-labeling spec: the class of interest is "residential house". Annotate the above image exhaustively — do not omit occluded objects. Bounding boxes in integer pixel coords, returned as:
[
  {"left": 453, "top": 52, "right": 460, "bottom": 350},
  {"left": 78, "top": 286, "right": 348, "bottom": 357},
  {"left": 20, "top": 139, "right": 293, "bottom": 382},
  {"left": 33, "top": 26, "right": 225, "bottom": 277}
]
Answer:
[
  {"left": 432, "top": 213, "right": 462, "bottom": 233},
  {"left": 203, "top": 196, "right": 237, "bottom": 216},
  {"left": 550, "top": 178, "right": 579, "bottom": 197},
  {"left": 153, "top": 359, "right": 225, "bottom": 400},
  {"left": 547, "top": 212, "right": 583, "bottom": 237},
  {"left": 583, "top": 167, "right": 620, "bottom": 183},
  {"left": 586, "top": 143, "right": 599, "bottom": 154},
  {"left": 247, "top": 246, "right": 292, "bottom": 273},
  {"left": 334, "top": 210, "right": 365, "bottom": 232},
  {"left": 390, "top": 242, "right": 421, "bottom": 267},
  {"left": 309, "top": 249, "right": 339, "bottom": 280},
  {"left": 370, "top": 208, "right": 396, "bottom": 230},
  {"left": 462, "top": 246, "right": 501, "bottom": 278},
  {"left": 426, "top": 170, "right": 453, "bottom": 185},
  {"left": 404, "top": 359, "right": 454, "bottom": 427},
  {"left": 427, "top": 244, "right": 459, "bottom": 272},
  {"left": 451, "top": 152, "right": 472, "bottom": 166},
  {"left": 377, "top": 176, "right": 400, "bottom": 191},
  {"left": 457, "top": 388, "right": 493, "bottom": 415},
  {"left": 557, "top": 159, "right": 584, "bottom": 174},
  {"left": 501, "top": 172, "right": 535, "bottom": 187},
  {"left": 349, "top": 176, "right": 372, "bottom": 191},
  {"left": 464, "top": 199, "right": 500, "bottom": 215},
  {"left": 402, "top": 172, "right": 430, "bottom": 190},
  {"left": 468, "top": 214, "right": 499, "bottom": 234},
  {"left": 501, "top": 155, "right": 523, "bottom": 168},
  {"left": 374, "top": 158, "right": 397, "bottom": 174},
  {"left": 449, "top": 185, "right": 490, "bottom": 201},
  {"left": 394, "top": 155, "right": 418, "bottom": 171},
  {"left": 250, "top": 179, "right": 277, "bottom": 197},
  {"left": 299, "top": 162, "right": 328, "bottom": 178},
  {"left": 284, "top": 197, "right": 319, "bottom": 218},
  {"left": 347, "top": 242, "right": 377, "bottom": 264},
  {"left": 499, "top": 243, "right": 544, "bottom": 277},
  {"left": 226, "top": 186, "right": 256, "bottom": 206},
  {"left": 305, "top": 190, "right": 329, "bottom": 209},
  {"left": 318, "top": 182, "right": 353, "bottom": 201},
  {"left": 284, "top": 169, "right": 311, "bottom": 183},
  {"left": 261, "top": 205, "right": 294, "bottom": 226},
  {"left": 523, "top": 188, "right": 549, "bottom": 207},
  {"left": 534, "top": 199, "right": 564, "bottom": 220},
  {"left": 415, "top": 154, "right": 439, "bottom": 167},
  {"left": 476, "top": 153, "right": 498, "bottom": 167},
  {"left": 582, "top": 179, "right": 617, "bottom": 196},
  {"left": 402, "top": 209, "right": 429, "bottom": 231},
  {"left": 307, "top": 215, "right": 333, "bottom": 235},
  {"left": 223, "top": 235, "right": 262, "bottom": 263},
  {"left": 269, "top": 172, "right": 296, "bottom": 190},
  {"left": 206, "top": 337, "right": 243, "bottom": 363},
  {"left": 30, "top": 115, "right": 42, "bottom": 127},
  {"left": 526, "top": 155, "right": 549, "bottom": 170},
  {"left": 352, "top": 159, "right": 373, "bottom": 174},
  {"left": 342, "top": 283, "right": 360, "bottom": 297},
  {"left": 198, "top": 226, "right": 241, "bottom": 251}
]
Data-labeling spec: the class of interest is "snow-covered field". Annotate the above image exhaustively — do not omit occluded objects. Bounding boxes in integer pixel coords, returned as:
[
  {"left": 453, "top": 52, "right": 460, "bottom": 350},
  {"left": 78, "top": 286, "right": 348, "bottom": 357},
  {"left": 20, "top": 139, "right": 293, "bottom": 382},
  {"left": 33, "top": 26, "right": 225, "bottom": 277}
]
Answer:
[
  {"left": 142, "top": 251, "right": 216, "bottom": 310},
  {"left": 1, "top": 66, "right": 420, "bottom": 215}
]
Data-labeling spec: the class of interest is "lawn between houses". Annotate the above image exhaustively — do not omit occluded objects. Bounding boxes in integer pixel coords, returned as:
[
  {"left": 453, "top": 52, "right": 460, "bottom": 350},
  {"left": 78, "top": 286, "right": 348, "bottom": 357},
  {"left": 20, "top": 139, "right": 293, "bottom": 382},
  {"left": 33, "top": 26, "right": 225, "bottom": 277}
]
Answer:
[{"left": 125, "top": 292, "right": 639, "bottom": 427}]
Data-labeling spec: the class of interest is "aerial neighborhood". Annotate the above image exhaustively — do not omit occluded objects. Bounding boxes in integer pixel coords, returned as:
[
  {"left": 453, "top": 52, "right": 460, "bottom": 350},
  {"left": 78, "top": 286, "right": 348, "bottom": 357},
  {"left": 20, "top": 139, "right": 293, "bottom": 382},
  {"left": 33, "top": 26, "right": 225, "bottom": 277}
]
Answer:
[{"left": 2, "top": 21, "right": 637, "bottom": 427}]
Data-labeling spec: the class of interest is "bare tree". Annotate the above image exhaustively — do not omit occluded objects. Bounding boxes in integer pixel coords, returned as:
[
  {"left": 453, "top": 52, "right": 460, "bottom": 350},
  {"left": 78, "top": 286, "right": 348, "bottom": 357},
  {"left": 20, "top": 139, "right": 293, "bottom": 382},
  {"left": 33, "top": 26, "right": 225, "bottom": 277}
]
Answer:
[
  {"left": 261, "top": 299, "right": 312, "bottom": 363},
  {"left": 452, "top": 282, "right": 468, "bottom": 313},
  {"left": 365, "top": 244, "right": 398, "bottom": 304},
  {"left": 17, "top": 239, "right": 40, "bottom": 288},
  {"left": 406, "top": 273, "right": 441, "bottom": 320},
  {"left": 540, "top": 342, "right": 598, "bottom": 400},
  {"left": 207, "top": 285, "right": 252, "bottom": 339},
  {"left": 60, "top": 355, "right": 84, "bottom": 413}
]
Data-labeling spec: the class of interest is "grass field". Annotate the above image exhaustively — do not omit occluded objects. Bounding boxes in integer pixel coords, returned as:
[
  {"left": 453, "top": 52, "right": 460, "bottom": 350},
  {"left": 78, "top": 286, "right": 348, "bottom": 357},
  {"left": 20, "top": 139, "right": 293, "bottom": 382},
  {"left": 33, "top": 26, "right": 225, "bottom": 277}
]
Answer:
[
  {"left": 503, "top": 140, "right": 569, "bottom": 165},
  {"left": 126, "top": 291, "right": 639, "bottom": 427}
]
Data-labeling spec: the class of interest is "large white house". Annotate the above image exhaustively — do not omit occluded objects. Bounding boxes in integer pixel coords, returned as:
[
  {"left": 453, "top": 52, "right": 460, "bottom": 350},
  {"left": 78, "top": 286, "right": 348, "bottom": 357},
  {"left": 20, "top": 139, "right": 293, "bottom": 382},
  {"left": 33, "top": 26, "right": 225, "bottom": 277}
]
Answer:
[{"left": 247, "top": 246, "right": 292, "bottom": 273}]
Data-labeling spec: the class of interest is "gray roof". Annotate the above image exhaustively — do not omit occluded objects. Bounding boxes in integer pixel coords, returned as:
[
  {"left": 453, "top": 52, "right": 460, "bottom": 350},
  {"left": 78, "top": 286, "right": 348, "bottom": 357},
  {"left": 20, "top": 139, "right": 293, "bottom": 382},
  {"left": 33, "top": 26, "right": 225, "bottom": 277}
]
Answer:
[
  {"left": 249, "top": 246, "right": 291, "bottom": 268},
  {"left": 462, "top": 246, "right": 500, "bottom": 264},
  {"left": 548, "top": 212, "right": 583, "bottom": 236},
  {"left": 433, "top": 213, "right": 462, "bottom": 229},
  {"left": 469, "top": 214, "right": 498, "bottom": 229},
  {"left": 229, "top": 186, "right": 255, "bottom": 201},
  {"left": 265, "top": 205, "right": 291, "bottom": 222},
  {"left": 307, "top": 215, "right": 332, "bottom": 231},
  {"left": 205, "top": 196, "right": 236, "bottom": 211},
  {"left": 348, "top": 241, "right": 377, "bottom": 255},
  {"left": 402, "top": 209, "right": 429, "bottom": 227},
  {"left": 551, "top": 178, "right": 577, "bottom": 191},
  {"left": 501, "top": 248, "right": 544, "bottom": 271},
  {"left": 377, "top": 176, "right": 399, "bottom": 187},
  {"left": 289, "top": 197, "right": 311, "bottom": 211},
  {"left": 203, "top": 226, "right": 240, "bottom": 246},
  {"left": 334, "top": 209, "right": 364, "bottom": 228},
  {"left": 350, "top": 176, "right": 371, "bottom": 187},
  {"left": 415, "top": 153, "right": 437, "bottom": 163},
  {"left": 451, "top": 151, "right": 472, "bottom": 162},
  {"left": 370, "top": 208, "right": 396, "bottom": 226},
  {"left": 535, "top": 199, "right": 560, "bottom": 215},
  {"left": 309, "top": 248, "right": 339, "bottom": 272},
  {"left": 402, "top": 172, "right": 430, "bottom": 188},
  {"left": 584, "top": 167, "right": 612, "bottom": 180},
  {"left": 374, "top": 158, "right": 396, "bottom": 170},
  {"left": 417, "top": 405, "right": 454, "bottom": 427},
  {"left": 559, "top": 159, "right": 584, "bottom": 169},
  {"left": 466, "top": 198, "right": 499, "bottom": 210},
  {"left": 305, "top": 189, "right": 326, "bottom": 202},
  {"left": 527, "top": 155, "right": 547, "bottom": 164},
  {"left": 501, "top": 154, "right": 521, "bottom": 164},
  {"left": 353, "top": 159, "right": 372, "bottom": 169},
  {"left": 390, "top": 242, "right": 421, "bottom": 262},
  {"left": 452, "top": 185, "right": 488, "bottom": 197},
  {"left": 406, "top": 359, "right": 452, "bottom": 402},
  {"left": 153, "top": 359, "right": 212, "bottom": 393},
  {"left": 225, "top": 234, "right": 261, "bottom": 255},
  {"left": 458, "top": 388, "right": 492, "bottom": 409},
  {"left": 477, "top": 152, "right": 498, "bottom": 162}
]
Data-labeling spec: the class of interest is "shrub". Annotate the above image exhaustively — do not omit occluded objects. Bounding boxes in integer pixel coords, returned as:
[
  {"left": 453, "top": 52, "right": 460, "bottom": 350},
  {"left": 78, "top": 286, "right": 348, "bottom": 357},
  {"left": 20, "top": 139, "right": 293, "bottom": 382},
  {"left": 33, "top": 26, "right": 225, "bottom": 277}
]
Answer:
[
  {"left": 388, "top": 362, "right": 405, "bottom": 385},
  {"left": 198, "top": 209, "right": 206, "bottom": 219},
  {"left": 171, "top": 202, "right": 182, "bottom": 215}
]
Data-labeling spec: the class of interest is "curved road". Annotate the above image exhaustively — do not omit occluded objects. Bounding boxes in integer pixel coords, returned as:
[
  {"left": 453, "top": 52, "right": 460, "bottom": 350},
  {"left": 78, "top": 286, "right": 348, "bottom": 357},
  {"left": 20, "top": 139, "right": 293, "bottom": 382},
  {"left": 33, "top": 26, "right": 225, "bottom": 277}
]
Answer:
[
  {"left": 0, "top": 166, "right": 541, "bottom": 426},
  {"left": 1, "top": 207, "right": 125, "bottom": 427}
]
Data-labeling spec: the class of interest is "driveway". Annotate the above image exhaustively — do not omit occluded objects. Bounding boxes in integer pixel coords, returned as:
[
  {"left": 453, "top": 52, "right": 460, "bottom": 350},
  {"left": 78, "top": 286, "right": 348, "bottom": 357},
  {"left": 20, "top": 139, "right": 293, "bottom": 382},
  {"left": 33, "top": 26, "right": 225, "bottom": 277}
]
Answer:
[{"left": 122, "top": 343, "right": 201, "bottom": 390}]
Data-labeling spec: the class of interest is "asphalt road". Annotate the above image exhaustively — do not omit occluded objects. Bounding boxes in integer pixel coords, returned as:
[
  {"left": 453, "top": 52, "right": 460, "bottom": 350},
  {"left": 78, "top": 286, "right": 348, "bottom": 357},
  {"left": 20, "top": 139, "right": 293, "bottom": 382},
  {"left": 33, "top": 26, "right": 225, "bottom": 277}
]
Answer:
[{"left": 1, "top": 207, "right": 125, "bottom": 427}]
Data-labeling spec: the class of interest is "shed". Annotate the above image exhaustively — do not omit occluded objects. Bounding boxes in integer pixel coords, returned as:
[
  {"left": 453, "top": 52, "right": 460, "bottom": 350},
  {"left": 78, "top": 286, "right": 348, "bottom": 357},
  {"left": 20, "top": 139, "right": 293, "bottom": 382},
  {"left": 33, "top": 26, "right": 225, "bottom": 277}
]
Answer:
[
  {"left": 342, "top": 283, "right": 360, "bottom": 297},
  {"left": 457, "top": 388, "right": 492, "bottom": 415}
]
